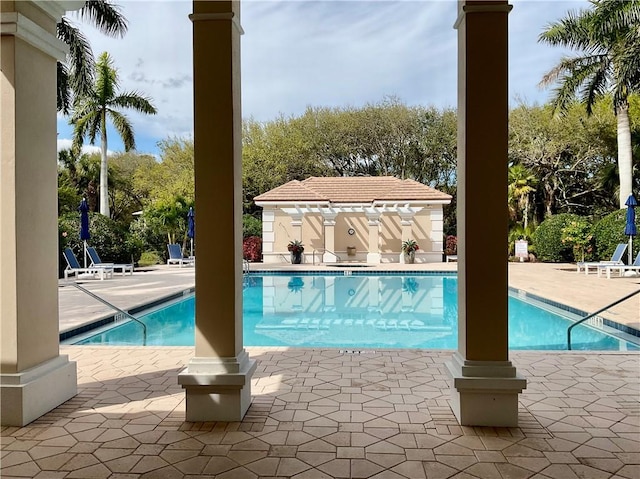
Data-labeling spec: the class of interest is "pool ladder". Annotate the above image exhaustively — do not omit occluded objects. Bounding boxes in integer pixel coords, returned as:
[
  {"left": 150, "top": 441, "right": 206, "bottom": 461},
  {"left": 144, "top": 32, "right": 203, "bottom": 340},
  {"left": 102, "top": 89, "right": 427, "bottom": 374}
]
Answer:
[
  {"left": 567, "top": 288, "right": 640, "bottom": 350},
  {"left": 61, "top": 281, "right": 147, "bottom": 345}
]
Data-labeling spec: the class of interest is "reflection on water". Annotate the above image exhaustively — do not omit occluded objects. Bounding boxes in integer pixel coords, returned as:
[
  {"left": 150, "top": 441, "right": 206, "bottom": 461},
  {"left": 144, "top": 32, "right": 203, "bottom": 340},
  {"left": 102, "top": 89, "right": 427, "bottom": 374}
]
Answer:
[
  {"left": 244, "top": 275, "right": 456, "bottom": 348},
  {"left": 75, "top": 274, "right": 637, "bottom": 351}
]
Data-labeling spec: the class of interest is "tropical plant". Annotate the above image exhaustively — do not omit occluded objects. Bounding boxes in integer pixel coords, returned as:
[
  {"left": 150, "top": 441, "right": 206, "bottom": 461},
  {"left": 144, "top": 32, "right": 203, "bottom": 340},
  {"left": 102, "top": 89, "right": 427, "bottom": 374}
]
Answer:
[
  {"left": 561, "top": 218, "right": 594, "bottom": 262},
  {"left": 508, "top": 164, "right": 538, "bottom": 228},
  {"left": 444, "top": 235, "right": 457, "bottom": 256},
  {"left": 72, "top": 51, "right": 157, "bottom": 217},
  {"left": 538, "top": 0, "right": 640, "bottom": 208},
  {"left": 57, "top": 0, "right": 128, "bottom": 114},
  {"left": 401, "top": 239, "right": 419, "bottom": 254},
  {"left": 287, "top": 240, "right": 304, "bottom": 254}
]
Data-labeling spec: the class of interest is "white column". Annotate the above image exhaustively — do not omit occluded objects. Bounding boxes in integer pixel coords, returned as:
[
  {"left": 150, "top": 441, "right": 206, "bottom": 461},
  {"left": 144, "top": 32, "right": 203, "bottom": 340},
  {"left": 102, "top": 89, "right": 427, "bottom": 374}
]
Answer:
[
  {"left": 178, "top": 1, "right": 256, "bottom": 422},
  {"left": 366, "top": 211, "right": 381, "bottom": 264},
  {"left": 446, "top": 0, "right": 525, "bottom": 427},
  {"left": 427, "top": 207, "right": 445, "bottom": 263},
  {"left": 261, "top": 209, "right": 276, "bottom": 263},
  {"left": 322, "top": 211, "right": 338, "bottom": 263},
  {"left": 0, "top": 0, "right": 82, "bottom": 426}
]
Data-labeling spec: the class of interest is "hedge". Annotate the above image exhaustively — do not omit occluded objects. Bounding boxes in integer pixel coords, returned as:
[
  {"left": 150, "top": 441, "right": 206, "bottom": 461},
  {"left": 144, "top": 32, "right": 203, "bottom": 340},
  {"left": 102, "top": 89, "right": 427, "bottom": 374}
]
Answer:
[{"left": 531, "top": 213, "right": 582, "bottom": 262}]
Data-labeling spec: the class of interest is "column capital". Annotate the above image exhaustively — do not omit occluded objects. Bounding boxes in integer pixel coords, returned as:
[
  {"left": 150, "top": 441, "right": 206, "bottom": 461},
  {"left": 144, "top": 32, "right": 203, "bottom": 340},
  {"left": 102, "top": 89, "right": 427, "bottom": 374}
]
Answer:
[
  {"left": 454, "top": 1, "right": 513, "bottom": 29},
  {"left": 1, "top": 12, "right": 69, "bottom": 60},
  {"left": 189, "top": 11, "right": 244, "bottom": 35}
]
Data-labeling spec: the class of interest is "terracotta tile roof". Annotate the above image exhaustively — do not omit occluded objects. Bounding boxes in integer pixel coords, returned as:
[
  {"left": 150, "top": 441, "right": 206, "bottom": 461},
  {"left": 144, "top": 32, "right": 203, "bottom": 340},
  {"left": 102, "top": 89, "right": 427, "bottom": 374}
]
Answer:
[{"left": 254, "top": 177, "right": 451, "bottom": 203}]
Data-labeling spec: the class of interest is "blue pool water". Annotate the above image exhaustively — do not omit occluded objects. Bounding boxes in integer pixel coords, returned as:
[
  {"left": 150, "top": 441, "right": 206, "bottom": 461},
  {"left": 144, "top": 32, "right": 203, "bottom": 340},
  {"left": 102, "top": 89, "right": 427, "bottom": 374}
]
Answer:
[{"left": 72, "top": 273, "right": 638, "bottom": 351}]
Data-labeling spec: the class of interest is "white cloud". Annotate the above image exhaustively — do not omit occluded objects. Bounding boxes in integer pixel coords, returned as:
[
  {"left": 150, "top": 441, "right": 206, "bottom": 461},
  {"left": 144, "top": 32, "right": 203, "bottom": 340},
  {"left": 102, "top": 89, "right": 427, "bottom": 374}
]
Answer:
[
  {"left": 57, "top": 138, "right": 116, "bottom": 156},
  {"left": 58, "top": 0, "right": 590, "bottom": 155}
]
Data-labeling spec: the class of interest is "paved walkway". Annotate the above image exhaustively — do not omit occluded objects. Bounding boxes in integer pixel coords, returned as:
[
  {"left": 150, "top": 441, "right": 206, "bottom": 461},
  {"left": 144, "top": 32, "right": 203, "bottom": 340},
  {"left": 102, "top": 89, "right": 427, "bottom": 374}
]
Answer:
[{"left": 0, "top": 262, "right": 638, "bottom": 478}]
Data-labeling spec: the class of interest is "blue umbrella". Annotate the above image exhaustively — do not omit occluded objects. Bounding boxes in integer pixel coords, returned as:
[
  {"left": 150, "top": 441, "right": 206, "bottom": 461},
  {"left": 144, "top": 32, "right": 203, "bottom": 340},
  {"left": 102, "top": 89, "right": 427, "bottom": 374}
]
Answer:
[
  {"left": 625, "top": 195, "right": 637, "bottom": 266},
  {"left": 187, "top": 207, "right": 195, "bottom": 257},
  {"left": 79, "top": 198, "right": 90, "bottom": 267}
]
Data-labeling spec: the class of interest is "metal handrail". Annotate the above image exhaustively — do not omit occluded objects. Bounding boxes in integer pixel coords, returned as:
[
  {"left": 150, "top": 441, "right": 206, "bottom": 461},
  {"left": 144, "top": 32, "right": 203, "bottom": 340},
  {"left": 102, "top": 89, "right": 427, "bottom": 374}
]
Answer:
[
  {"left": 567, "top": 289, "right": 640, "bottom": 350},
  {"left": 243, "top": 258, "right": 250, "bottom": 274},
  {"left": 62, "top": 281, "right": 147, "bottom": 345},
  {"left": 312, "top": 248, "right": 342, "bottom": 265}
]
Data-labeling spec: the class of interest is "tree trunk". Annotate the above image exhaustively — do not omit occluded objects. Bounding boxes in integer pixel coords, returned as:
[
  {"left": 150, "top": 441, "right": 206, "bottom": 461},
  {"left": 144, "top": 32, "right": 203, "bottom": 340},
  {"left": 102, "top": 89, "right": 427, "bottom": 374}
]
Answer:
[
  {"left": 616, "top": 103, "right": 633, "bottom": 209},
  {"left": 99, "top": 114, "right": 110, "bottom": 217}
]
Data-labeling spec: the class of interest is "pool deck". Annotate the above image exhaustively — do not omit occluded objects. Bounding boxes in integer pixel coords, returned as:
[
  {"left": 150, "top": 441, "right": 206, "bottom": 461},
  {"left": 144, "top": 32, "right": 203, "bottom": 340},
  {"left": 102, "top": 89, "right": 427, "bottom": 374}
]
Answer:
[{"left": 1, "top": 262, "right": 638, "bottom": 478}]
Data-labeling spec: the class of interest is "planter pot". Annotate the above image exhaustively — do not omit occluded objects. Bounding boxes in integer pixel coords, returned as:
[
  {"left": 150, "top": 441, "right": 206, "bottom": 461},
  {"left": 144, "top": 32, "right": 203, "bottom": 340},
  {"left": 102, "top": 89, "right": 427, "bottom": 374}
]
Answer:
[
  {"left": 291, "top": 252, "right": 303, "bottom": 264},
  {"left": 404, "top": 251, "right": 415, "bottom": 264}
]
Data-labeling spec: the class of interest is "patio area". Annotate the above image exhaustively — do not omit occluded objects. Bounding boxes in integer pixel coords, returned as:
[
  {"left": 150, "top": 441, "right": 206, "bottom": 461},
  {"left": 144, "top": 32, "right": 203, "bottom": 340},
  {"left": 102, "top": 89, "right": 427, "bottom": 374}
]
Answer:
[{"left": 1, "top": 263, "right": 639, "bottom": 478}]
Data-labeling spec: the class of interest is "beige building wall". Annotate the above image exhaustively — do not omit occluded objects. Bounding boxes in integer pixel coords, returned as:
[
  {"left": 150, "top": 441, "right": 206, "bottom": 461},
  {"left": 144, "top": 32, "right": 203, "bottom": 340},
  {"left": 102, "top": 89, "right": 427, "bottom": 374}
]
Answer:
[{"left": 262, "top": 205, "right": 443, "bottom": 264}]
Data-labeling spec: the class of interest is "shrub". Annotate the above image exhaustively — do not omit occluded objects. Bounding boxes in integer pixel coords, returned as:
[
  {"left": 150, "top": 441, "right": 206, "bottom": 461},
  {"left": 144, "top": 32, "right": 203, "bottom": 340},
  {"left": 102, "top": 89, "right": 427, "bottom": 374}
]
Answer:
[
  {"left": 59, "top": 212, "right": 138, "bottom": 277},
  {"left": 243, "top": 236, "right": 262, "bottom": 262},
  {"left": 531, "top": 213, "right": 582, "bottom": 262},
  {"left": 139, "top": 251, "right": 162, "bottom": 267},
  {"left": 561, "top": 218, "right": 594, "bottom": 262},
  {"left": 592, "top": 209, "right": 639, "bottom": 261},
  {"left": 243, "top": 214, "right": 262, "bottom": 238},
  {"left": 444, "top": 235, "right": 457, "bottom": 255}
]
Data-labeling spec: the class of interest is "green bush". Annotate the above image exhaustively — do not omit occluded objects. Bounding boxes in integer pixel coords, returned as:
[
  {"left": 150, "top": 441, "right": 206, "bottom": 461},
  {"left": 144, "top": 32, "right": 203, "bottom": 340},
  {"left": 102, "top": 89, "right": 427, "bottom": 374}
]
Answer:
[
  {"left": 531, "top": 213, "right": 582, "bottom": 262},
  {"left": 243, "top": 214, "right": 262, "bottom": 238},
  {"left": 139, "top": 251, "right": 162, "bottom": 267},
  {"left": 592, "top": 209, "right": 639, "bottom": 261},
  {"left": 59, "top": 212, "right": 139, "bottom": 277}
]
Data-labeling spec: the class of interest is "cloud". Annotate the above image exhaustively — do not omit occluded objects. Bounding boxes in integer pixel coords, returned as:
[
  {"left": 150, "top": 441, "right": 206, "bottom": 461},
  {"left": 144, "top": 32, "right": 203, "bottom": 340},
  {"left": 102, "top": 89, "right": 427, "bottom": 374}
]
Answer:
[
  {"left": 57, "top": 138, "right": 116, "bottom": 156},
  {"left": 58, "top": 0, "right": 590, "bottom": 156}
]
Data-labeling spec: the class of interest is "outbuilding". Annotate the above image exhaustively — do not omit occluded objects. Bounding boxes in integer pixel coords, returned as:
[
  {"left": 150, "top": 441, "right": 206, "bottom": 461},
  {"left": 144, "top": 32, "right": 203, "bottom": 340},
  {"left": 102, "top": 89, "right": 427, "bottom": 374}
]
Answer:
[{"left": 254, "top": 176, "right": 452, "bottom": 264}]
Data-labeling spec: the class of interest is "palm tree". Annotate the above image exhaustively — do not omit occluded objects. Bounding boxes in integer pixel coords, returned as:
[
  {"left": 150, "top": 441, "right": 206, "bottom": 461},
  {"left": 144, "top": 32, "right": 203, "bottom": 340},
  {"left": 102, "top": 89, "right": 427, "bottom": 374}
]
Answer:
[
  {"left": 508, "top": 164, "right": 538, "bottom": 229},
  {"left": 539, "top": 0, "right": 640, "bottom": 209},
  {"left": 72, "top": 52, "right": 157, "bottom": 217},
  {"left": 57, "top": 0, "right": 128, "bottom": 114}
]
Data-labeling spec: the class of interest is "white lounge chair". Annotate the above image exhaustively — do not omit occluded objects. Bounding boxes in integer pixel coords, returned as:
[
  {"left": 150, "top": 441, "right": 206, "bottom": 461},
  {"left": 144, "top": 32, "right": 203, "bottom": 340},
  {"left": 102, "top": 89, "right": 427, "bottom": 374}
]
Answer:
[
  {"left": 597, "top": 251, "right": 640, "bottom": 279},
  {"left": 576, "top": 243, "right": 627, "bottom": 275},
  {"left": 63, "top": 248, "right": 113, "bottom": 280},
  {"left": 87, "top": 246, "right": 133, "bottom": 276},
  {"left": 167, "top": 243, "right": 195, "bottom": 267}
]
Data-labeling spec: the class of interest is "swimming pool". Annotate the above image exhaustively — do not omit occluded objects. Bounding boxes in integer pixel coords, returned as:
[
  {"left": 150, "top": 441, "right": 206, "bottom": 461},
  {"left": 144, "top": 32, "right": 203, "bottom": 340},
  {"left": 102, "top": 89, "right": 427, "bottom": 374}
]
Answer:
[{"left": 69, "top": 273, "right": 639, "bottom": 350}]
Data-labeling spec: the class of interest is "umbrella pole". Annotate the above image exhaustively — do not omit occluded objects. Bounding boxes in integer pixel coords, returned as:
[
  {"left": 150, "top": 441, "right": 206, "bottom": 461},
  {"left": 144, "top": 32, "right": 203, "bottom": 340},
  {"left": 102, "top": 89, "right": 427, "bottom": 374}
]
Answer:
[
  {"left": 84, "top": 240, "right": 87, "bottom": 268},
  {"left": 190, "top": 238, "right": 193, "bottom": 258}
]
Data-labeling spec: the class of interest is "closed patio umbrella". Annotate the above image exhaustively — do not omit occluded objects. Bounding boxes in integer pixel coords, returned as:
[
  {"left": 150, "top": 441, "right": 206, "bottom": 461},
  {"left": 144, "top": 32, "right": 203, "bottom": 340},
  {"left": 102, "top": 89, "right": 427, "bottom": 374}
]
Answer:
[
  {"left": 625, "top": 194, "right": 637, "bottom": 267},
  {"left": 187, "top": 207, "right": 195, "bottom": 257},
  {"left": 79, "top": 198, "right": 90, "bottom": 268}
]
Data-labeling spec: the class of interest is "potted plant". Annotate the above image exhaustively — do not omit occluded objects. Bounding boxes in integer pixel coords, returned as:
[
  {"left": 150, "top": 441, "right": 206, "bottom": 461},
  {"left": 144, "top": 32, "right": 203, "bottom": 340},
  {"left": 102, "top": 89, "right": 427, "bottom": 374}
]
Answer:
[
  {"left": 401, "top": 239, "right": 419, "bottom": 264},
  {"left": 287, "top": 240, "right": 304, "bottom": 264}
]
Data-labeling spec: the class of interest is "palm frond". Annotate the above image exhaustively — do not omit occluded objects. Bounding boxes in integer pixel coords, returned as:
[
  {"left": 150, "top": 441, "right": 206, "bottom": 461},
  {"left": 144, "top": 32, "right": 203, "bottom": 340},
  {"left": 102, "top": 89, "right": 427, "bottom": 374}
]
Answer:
[
  {"left": 111, "top": 93, "right": 158, "bottom": 115},
  {"left": 57, "top": 61, "right": 71, "bottom": 114},
  {"left": 107, "top": 110, "right": 136, "bottom": 151},
  {"left": 79, "top": 0, "right": 128, "bottom": 38},
  {"left": 95, "top": 52, "right": 118, "bottom": 103},
  {"left": 57, "top": 18, "right": 95, "bottom": 98},
  {"left": 539, "top": 9, "right": 598, "bottom": 52}
]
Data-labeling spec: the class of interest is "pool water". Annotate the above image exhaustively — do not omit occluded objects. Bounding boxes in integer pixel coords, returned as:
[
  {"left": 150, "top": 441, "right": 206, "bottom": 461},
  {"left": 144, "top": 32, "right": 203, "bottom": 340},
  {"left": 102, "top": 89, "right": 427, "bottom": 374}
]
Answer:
[{"left": 72, "top": 274, "right": 638, "bottom": 350}]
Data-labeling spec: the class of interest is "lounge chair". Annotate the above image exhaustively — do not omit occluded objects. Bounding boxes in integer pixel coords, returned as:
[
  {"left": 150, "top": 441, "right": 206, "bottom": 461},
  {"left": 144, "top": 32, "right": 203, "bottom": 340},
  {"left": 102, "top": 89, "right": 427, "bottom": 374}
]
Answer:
[
  {"left": 87, "top": 246, "right": 133, "bottom": 276},
  {"left": 167, "top": 243, "right": 195, "bottom": 267},
  {"left": 597, "top": 251, "right": 640, "bottom": 279},
  {"left": 63, "top": 248, "right": 113, "bottom": 280},
  {"left": 576, "top": 243, "right": 627, "bottom": 275}
]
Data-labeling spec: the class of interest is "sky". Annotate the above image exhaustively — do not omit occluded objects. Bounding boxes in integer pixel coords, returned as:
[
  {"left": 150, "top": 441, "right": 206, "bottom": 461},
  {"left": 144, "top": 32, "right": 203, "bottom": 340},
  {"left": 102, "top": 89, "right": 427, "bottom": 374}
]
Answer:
[{"left": 56, "top": 0, "right": 588, "bottom": 157}]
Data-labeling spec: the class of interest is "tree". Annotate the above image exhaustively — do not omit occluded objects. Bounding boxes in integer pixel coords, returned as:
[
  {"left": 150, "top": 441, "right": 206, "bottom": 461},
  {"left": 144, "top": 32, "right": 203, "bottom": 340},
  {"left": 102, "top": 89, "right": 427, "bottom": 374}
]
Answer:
[
  {"left": 508, "top": 164, "right": 538, "bottom": 229},
  {"left": 57, "top": 0, "right": 128, "bottom": 114},
  {"left": 539, "top": 0, "right": 640, "bottom": 208},
  {"left": 71, "top": 52, "right": 157, "bottom": 217}
]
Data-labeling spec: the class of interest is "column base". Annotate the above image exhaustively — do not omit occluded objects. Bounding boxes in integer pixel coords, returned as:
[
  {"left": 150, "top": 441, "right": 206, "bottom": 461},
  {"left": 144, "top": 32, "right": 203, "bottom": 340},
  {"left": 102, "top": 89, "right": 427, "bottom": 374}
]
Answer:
[
  {"left": 445, "top": 352, "right": 526, "bottom": 427},
  {"left": 178, "top": 349, "right": 257, "bottom": 422},
  {"left": 1, "top": 355, "right": 77, "bottom": 426},
  {"left": 366, "top": 252, "right": 381, "bottom": 264}
]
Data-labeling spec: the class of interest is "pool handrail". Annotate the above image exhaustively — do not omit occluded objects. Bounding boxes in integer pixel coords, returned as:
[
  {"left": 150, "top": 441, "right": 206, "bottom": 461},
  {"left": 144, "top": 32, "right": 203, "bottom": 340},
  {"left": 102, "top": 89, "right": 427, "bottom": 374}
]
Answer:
[
  {"left": 62, "top": 281, "right": 147, "bottom": 346},
  {"left": 312, "top": 248, "right": 342, "bottom": 265},
  {"left": 567, "top": 288, "right": 640, "bottom": 350}
]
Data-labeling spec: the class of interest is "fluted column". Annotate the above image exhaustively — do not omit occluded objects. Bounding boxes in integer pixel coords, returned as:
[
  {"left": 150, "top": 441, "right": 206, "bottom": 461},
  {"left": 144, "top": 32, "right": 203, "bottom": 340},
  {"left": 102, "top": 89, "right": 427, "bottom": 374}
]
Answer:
[
  {"left": 0, "top": 0, "right": 82, "bottom": 426},
  {"left": 178, "top": 0, "right": 256, "bottom": 422},
  {"left": 446, "top": 0, "right": 525, "bottom": 427},
  {"left": 398, "top": 211, "right": 415, "bottom": 264}
]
